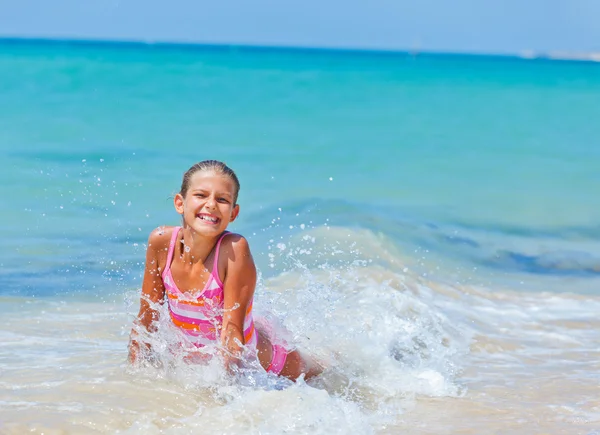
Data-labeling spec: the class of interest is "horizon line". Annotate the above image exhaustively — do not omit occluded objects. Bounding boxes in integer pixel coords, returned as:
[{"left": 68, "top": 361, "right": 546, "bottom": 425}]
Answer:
[{"left": 1, "top": 35, "right": 599, "bottom": 64}]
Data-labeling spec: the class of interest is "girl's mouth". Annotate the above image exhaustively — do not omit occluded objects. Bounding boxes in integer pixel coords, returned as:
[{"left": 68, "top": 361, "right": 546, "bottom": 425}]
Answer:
[{"left": 197, "top": 213, "right": 220, "bottom": 224}]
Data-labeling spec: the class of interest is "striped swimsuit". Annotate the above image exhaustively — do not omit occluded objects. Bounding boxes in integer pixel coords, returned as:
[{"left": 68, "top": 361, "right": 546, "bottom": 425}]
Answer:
[{"left": 162, "top": 227, "right": 257, "bottom": 349}]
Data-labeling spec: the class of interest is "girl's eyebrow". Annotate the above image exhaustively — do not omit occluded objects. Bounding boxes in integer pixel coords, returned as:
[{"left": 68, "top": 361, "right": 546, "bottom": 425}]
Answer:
[{"left": 191, "top": 188, "right": 232, "bottom": 197}]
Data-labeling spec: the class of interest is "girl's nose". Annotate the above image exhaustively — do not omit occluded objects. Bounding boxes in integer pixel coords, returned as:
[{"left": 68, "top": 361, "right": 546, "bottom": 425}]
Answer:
[{"left": 205, "top": 196, "right": 217, "bottom": 208}]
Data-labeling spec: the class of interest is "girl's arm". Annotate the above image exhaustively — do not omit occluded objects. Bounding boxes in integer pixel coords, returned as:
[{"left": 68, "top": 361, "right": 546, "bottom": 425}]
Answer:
[
  {"left": 128, "top": 229, "right": 168, "bottom": 364},
  {"left": 220, "top": 234, "right": 257, "bottom": 366}
]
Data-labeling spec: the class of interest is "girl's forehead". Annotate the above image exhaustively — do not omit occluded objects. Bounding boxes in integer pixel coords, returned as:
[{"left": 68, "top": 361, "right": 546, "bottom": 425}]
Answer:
[{"left": 189, "top": 170, "right": 234, "bottom": 189}]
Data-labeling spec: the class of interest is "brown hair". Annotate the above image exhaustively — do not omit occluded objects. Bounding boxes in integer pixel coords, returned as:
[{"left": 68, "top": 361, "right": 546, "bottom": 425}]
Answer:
[{"left": 180, "top": 160, "right": 241, "bottom": 204}]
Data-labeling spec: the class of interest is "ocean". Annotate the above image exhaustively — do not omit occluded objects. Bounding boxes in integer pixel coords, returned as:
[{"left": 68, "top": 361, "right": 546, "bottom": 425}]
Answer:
[{"left": 1, "top": 38, "right": 599, "bottom": 434}]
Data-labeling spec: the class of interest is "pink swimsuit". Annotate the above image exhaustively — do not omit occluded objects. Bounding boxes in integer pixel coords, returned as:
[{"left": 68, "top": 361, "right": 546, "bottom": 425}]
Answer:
[{"left": 162, "top": 227, "right": 287, "bottom": 375}]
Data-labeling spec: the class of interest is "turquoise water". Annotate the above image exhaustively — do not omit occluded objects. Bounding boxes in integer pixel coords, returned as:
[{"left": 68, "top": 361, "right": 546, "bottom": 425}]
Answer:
[
  {"left": 2, "top": 39, "right": 600, "bottom": 296},
  {"left": 1, "top": 39, "right": 600, "bottom": 434}
]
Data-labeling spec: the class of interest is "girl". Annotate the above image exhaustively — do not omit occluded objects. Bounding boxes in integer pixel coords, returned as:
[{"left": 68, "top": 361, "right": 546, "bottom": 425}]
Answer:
[{"left": 128, "top": 160, "right": 321, "bottom": 381}]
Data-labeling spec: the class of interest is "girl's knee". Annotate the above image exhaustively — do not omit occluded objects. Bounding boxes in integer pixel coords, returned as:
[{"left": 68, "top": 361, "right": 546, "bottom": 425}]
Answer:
[{"left": 281, "top": 350, "right": 322, "bottom": 381}]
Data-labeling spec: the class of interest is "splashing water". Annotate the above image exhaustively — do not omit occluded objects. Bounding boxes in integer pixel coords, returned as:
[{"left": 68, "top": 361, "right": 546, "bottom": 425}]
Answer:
[{"left": 116, "top": 226, "right": 470, "bottom": 434}]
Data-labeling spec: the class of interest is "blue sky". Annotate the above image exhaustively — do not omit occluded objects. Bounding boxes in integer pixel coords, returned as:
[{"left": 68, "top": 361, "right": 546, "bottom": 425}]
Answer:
[{"left": 0, "top": 0, "right": 598, "bottom": 54}]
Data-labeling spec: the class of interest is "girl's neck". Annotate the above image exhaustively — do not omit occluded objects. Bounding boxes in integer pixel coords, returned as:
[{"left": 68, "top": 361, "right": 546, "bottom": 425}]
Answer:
[{"left": 178, "top": 227, "right": 222, "bottom": 265}]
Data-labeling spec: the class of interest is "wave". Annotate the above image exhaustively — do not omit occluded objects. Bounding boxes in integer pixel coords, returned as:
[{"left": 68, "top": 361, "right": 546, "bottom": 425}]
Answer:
[
  {"left": 248, "top": 198, "right": 600, "bottom": 280},
  {"left": 3, "top": 224, "right": 600, "bottom": 432}
]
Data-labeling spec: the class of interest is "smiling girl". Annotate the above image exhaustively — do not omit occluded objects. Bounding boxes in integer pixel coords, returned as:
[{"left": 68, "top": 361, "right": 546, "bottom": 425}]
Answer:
[{"left": 128, "top": 160, "right": 321, "bottom": 380}]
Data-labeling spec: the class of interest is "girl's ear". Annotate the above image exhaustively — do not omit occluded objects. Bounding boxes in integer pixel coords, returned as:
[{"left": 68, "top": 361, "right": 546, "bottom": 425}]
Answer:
[
  {"left": 174, "top": 193, "right": 184, "bottom": 215},
  {"left": 230, "top": 204, "right": 240, "bottom": 222}
]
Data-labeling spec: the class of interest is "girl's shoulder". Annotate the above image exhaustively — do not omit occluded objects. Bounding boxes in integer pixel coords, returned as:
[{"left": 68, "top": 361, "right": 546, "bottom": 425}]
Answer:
[
  {"left": 218, "top": 233, "right": 253, "bottom": 262},
  {"left": 220, "top": 232, "right": 249, "bottom": 249},
  {"left": 147, "top": 225, "right": 179, "bottom": 254}
]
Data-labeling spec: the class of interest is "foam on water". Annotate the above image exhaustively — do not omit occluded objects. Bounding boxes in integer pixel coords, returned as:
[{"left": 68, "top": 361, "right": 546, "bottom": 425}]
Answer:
[
  {"left": 2, "top": 226, "right": 599, "bottom": 433},
  {"left": 0, "top": 227, "right": 468, "bottom": 433}
]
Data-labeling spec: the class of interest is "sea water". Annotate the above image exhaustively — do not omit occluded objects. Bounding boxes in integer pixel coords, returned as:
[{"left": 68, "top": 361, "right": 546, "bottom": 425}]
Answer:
[{"left": 1, "top": 39, "right": 599, "bottom": 434}]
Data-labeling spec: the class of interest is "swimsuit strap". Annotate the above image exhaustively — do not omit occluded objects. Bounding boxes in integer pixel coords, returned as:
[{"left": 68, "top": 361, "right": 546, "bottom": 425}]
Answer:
[
  {"left": 164, "top": 226, "right": 181, "bottom": 273},
  {"left": 211, "top": 231, "right": 230, "bottom": 283}
]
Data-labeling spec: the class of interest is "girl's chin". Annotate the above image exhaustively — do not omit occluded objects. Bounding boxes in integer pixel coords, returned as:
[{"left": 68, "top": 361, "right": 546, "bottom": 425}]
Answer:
[{"left": 187, "top": 221, "right": 225, "bottom": 234}]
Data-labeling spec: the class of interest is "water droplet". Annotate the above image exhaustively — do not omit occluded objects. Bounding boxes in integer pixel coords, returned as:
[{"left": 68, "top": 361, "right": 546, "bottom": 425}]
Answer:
[{"left": 184, "top": 245, "right": 191, "bottom": 253}]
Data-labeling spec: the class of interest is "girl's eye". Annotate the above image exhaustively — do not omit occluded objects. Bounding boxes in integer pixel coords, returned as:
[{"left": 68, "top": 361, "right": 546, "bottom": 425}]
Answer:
[
  {"left": 218, "top": 198, "right": 229, "bottom": 203},
  {"left": 195, "top": 193, "right": 206, "bottom": 198}
]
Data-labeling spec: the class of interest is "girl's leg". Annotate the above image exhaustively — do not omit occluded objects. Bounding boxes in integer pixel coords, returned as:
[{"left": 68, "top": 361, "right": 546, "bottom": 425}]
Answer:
[
  {"left": 279, "top": 349, "right": 323, "bottom": 381},
  {"left": 255, "top": 329, "right": 323, "bottom": 381}
]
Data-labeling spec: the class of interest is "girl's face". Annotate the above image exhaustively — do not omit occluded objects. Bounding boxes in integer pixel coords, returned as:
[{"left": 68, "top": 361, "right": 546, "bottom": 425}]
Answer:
[{"left": 174, "top": 170, "right": 239, "bottom": 236}]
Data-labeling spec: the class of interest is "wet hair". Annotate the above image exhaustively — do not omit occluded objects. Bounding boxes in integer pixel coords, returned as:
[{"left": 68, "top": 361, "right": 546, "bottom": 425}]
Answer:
[{"left": 179, "top": 160, "right": 241, "bottom": 204}]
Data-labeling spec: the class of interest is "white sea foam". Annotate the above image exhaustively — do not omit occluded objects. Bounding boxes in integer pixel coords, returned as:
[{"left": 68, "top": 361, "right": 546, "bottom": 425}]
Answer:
[{"left": 1, "top": 227, "right": 599, "bottom": 433}]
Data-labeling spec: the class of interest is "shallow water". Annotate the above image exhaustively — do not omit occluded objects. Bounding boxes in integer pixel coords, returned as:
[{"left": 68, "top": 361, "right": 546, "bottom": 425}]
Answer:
[
  {"left": 2, "top": 253, "right": 599, "bottom": 433},
  {"left": 1, "top": 39, "right": 599, "bottom": 434}
]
